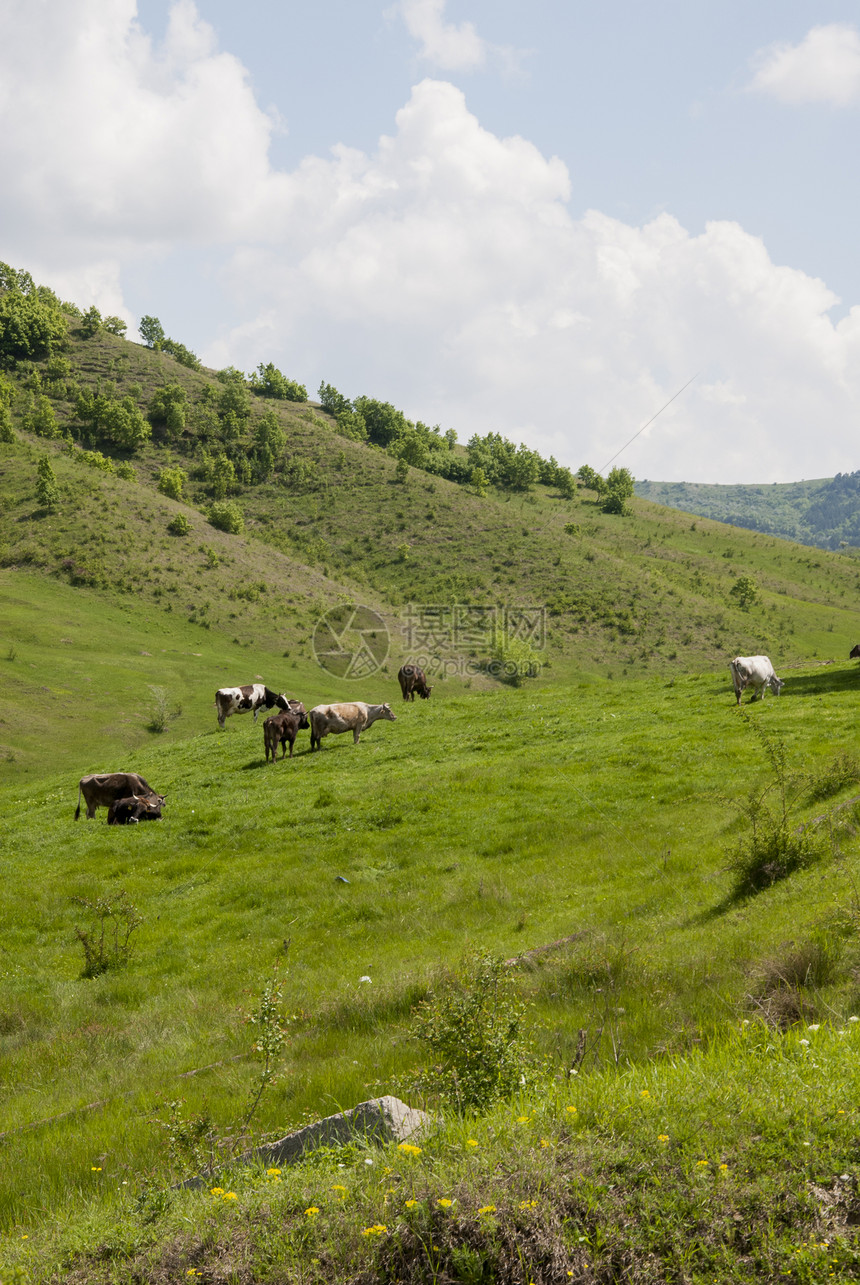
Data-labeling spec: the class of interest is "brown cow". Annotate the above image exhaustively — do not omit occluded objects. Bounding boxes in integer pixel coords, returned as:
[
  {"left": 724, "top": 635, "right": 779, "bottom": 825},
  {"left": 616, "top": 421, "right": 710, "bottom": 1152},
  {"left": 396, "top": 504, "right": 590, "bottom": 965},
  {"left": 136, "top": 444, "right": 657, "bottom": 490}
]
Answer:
[
  {"left": 398, "top": 664, "right": 433, "bottom": 701},
  {"left": 75, "top": 772, "right": 166, "bottom": 820},
  {"left": 263, "top": 702, "right": 309, "bottom": 762},
  {"left": 309, "top": 702, "right": 396, "bottom": 750},
  {"left": 107, "top": 795, "right": 164, "bottom": 825}
]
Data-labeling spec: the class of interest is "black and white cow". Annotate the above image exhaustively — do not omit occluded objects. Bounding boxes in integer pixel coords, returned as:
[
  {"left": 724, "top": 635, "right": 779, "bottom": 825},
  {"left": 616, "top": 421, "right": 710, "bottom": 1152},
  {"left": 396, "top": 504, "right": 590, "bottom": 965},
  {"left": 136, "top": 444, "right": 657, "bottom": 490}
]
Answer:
[{"left": 214, "top": 684, "right": 288, "bottom": 730}]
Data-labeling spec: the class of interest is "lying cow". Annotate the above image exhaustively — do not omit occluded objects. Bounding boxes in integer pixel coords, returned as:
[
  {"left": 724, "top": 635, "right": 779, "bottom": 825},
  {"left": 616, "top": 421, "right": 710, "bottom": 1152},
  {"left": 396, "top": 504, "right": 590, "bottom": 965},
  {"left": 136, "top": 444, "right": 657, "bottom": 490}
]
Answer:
[
  {"left": 75, "top": 772, "right": 166, "bottom": 820},
  {"left": 263, "top": 702, "right": 310, "bottom": 762},
  {"left": 398, "top": 664, "right": 433, "bottom": 701},
  {"left": 107, "top": 795, "right": 164, "bottom": 825},
  {"left": 309, "top": 701, "right": 396, "bottom": 750},
  {"left": 215, "top": 684, "right": 288, "bottom": 730},
  {"left": 850, "top": 645, "right": 860, "bottom": 660},
  {"left": 729, "top": 655, "right": 784, "bottom": 705}
]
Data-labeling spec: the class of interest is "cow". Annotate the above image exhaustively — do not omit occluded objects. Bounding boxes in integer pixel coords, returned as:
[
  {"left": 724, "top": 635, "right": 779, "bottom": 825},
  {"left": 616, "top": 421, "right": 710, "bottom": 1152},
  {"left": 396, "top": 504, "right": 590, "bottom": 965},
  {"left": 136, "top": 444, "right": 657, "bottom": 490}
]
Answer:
[
  {"left": 214, "top": 684, "right": 288, "bottom": 730},
  {"left": 850, "top": 645, "right": 860, "bottom": 659},
  {"left": 309, "top": 702, "right": 396, "bottom": 750},
  {"left": 398, "top": 664, "right": 433, "bottom": 701},
  {"left": 729, "top": 655, "right": 784, "bottom": 706},
  {"left": 263, "top": 702, "right": 310, "bottom": 762},
  {"left": 107, "top": 795, "right": 164, "bottom": 825},
  {"left": 75, "top": 772, "right": 166, "bottom": 820}
]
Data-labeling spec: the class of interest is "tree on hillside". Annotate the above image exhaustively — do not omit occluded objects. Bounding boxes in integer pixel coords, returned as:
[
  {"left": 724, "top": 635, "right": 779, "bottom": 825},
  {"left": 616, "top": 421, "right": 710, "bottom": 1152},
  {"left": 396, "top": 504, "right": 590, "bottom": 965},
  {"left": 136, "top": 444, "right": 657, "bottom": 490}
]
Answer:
[
  {"left": 139, "top": 315, "right": 164, "bottom": 348},
  {"left": 249, "top": 362, "right": 306, "bottom": 402},
  {"left": 35, "top": 455, "right": 59, "bottom": 511},
  {"left": 0, "top": 289, "right": 67, "bottom": 364},
  {"left": 103, "top": 316, "right": 127, "bottom": 337},
  {"left": 576, "top": 464, "right": 604, "bottom": 495},
  {"left": 601, "top": 467, "right": 635, "bottom": 515},
  {"left": 80, "top": 306, "right": 102, "bottom": 338},
  {"left": 148, "top": 383, "right": 188, "bottom": 439}
]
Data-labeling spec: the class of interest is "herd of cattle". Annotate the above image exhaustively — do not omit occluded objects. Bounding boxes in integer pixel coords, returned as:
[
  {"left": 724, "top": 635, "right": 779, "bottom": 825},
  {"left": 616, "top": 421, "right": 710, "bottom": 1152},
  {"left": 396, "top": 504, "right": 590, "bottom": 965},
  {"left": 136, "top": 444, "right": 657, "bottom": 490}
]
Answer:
[
  {"left": 73, "top": 664, "right": 433, "bottom": 824},
  {"left": 72, "top": 650, "right": 857, "bottom": 823}
]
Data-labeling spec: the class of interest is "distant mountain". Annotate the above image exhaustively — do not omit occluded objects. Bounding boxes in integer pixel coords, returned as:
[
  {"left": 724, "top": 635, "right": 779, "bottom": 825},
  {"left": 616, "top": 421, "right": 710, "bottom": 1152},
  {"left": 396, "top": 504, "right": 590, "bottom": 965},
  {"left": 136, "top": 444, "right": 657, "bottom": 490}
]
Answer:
[{"left": 635, "top": 473, "right": 860, "bottom": 551}]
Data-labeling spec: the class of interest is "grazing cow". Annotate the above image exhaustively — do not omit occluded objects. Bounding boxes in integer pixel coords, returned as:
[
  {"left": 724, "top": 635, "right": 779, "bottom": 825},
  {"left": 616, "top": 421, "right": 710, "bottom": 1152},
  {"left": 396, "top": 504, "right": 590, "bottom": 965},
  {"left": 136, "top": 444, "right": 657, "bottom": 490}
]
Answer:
[
  {"left": 264, "top": 703, "right": 310, "bottom": 763},
  {"left": 75, "top": 772, "right": 166, "bottom": 820},
  {"left": 214, "top": 684, "right": 288, "bottom": 730},
  {"left": 107, "top": 795, "right": 164, "bottom": 825},
  {"left": 398, "top": 664, "right": 433, "bottom": 701},
  {"left": 850, "top": 645, "right": 860, "bottom": 659},
  {"left": 309, "top": 702, "right": 396, "bottom": 750},
  {"left": 729, "top": 655, "right": 784, "bottom": 706}
]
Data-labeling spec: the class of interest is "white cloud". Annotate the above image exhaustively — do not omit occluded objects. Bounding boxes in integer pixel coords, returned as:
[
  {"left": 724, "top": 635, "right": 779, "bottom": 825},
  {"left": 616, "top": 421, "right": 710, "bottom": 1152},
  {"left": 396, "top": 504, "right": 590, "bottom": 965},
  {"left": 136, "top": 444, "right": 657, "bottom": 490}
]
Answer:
[
  {"left": 1, "top": 2, "right": 860, "bottom": 483},
  {"left": 392, "top": 0, "right": 525, "bottom": 76},
  {"left": 396, "top": 0, "right": 486, "bottom": 71},
  {"left": 750, "top": 23, "right": 860, "bottom": 106}
]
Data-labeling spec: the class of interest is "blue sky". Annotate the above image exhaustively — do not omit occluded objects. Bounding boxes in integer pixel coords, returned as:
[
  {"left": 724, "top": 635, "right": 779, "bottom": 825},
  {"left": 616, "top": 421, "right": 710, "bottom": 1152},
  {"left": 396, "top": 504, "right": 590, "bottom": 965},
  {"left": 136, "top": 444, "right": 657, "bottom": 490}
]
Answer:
[{"left": 3, "top": 1, "right": 860, "bottom": 482}]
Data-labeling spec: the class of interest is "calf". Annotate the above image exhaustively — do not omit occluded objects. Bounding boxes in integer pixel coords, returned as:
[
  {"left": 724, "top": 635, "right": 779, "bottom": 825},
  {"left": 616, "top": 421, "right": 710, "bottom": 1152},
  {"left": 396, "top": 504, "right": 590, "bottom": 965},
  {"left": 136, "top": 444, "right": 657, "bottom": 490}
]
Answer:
[
  {"left": 107, "top": 795, "right": 164, "bottom": 825},
  {"left": 309, "top": 701, "right": 396, "bottom": 750},
  {"left": 214, "top": 684, "right": 288, "bottom": 730},
  {"left": 729, "top": 655, "right": 784, "bottom": 705},
  {"left": 75, "top": 772, "right": 166, "bottom": 820},
  {"left": 263, "top": 703, "right": 310, "bottom": 762},
  {"left": 398, "top": 664, "right": 433, "bottom": 701}
]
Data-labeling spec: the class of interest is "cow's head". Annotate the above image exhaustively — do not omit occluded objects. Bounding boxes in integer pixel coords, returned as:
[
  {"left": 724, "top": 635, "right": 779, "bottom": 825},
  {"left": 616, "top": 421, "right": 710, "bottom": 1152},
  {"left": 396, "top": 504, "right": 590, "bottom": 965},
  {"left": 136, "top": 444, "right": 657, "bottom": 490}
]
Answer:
[
  {"left": 770, "top": 676, "right": 785, "bottom": 697},
  {"left": 380, "top": 703, "right": 396, "bottom": 721},
  {"left": 272, "top": 692, "right": 290, "bottom": 711},
  {"left": 418, "top": 684, "right": 433, "bottom": 699}
]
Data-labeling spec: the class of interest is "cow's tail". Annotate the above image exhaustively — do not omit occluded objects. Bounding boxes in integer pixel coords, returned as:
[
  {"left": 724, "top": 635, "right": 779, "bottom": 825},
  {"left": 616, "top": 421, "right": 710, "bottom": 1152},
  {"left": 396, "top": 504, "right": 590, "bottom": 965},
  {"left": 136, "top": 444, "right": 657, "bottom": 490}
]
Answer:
[{"left": 74, "top": 784, "right": 82, "bottom": 821}]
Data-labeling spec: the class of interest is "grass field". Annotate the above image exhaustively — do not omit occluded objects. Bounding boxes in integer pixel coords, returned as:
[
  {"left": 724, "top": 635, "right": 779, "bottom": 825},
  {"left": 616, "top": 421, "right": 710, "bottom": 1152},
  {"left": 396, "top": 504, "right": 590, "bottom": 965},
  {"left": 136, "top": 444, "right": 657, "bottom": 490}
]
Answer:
[
  {"left": 3, "top": 560, "right": 860, "bottom": 1279},
  {"left": 4, "top": 293, "right": 860, "bottom": 1280}
]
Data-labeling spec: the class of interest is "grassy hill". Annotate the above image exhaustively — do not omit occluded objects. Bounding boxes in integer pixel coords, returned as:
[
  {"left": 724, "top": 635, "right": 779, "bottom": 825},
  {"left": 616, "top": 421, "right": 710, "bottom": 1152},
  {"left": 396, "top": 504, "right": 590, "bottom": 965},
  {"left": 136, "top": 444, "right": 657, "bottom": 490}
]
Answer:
[
  {"left": 4, "top": 270, "right": 860, "bottom": 1281},
  {"left": 636, "top": 473, "right": 860, "bottom": 551}
]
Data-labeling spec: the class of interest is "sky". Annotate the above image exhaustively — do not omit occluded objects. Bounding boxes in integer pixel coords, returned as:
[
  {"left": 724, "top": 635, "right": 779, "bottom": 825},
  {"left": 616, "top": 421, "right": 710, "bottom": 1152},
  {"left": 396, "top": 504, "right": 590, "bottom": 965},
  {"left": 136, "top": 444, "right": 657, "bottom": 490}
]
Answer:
[{"left": 2, "top": 2, "right": 860, "bottom": 483}]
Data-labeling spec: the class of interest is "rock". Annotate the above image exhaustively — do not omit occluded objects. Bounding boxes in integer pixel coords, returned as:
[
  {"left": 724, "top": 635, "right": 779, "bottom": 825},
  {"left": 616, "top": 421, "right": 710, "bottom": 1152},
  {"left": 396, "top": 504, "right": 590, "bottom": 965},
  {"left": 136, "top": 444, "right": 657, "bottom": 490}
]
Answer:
[{"left": 242, "top": 1096, "right": 430, "bottom": 1169}]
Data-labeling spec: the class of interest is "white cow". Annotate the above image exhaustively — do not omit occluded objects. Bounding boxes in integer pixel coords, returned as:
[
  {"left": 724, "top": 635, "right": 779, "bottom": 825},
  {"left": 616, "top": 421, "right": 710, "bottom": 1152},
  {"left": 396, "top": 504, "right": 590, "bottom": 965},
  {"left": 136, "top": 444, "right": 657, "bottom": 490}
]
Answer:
[
  {"left": 729, "top": 656, "right": 784, "bottom": 706},
  {"left": 309, "top": 701, "right": 396, "bottom": 750},
  {"left": 214, "top": 684, "right": 288, "bottom": 730}
]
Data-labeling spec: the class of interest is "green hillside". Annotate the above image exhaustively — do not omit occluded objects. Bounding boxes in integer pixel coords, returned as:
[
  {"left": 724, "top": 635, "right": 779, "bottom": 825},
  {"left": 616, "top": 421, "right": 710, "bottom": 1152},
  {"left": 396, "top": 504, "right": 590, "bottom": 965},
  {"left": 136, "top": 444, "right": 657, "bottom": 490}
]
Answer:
[
  {"left": 636, "top": 473, "right": 860, "bottom": 551},
  {"left": 4, "top": 266, "right": 860, "bottom": 1282}
]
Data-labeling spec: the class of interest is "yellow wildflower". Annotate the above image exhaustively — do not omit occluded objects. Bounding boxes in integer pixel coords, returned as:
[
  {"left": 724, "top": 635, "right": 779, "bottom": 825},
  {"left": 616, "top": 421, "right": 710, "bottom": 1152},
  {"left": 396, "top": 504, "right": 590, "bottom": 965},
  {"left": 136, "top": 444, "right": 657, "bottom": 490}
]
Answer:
[
  {"left": 657, "top": 1134, "right": 669, "bottom": 1143},
  {"left": 566, "top": 1105, "right": 577, "bottom": 1115},
  {"left": 361, "top": 1224, "right": 388, "bottom": 1236},
  {"left": 539, "top": 1138, "right": 551, "bottom": 1148},
  {"left": 516, "top": 1115, "right": 530, "bottom": 1123},
  {"left": 91, "top": 1166, "right": 102, "bottom": 1172},
  {"left": 466, "top": 1138, "right": 479, "bottom": 1147},
  {"left": 478, "top": 1205, "right": 496, "bottom": 1215},
  {"left": 267, "top": 1167, "right": 282, "bottom": 1176},
  {"left": 437, "top": 1197, "right": 453, "bottom": 1209},
  {"left": 332, "top": 1184, "right": 347, "bottom": 1195},
  {"left": 519, "top": 1199, "right": 537, "bottom": 1209},
  {"left": 398, "top": 1142, "right": 422, "bottom": 1156},
  {"left": 223, "top": 1192, "right": 238, "bottom": 1200},
  {"left": 406, "top": 1199, "right": 419, "bottom": 1208},
  {"left": 305, "top": 1206, "right": 319, "bottom": 1217},
  {"left": 210, "top": 1187, "right": 224, "bottom": 1196}
]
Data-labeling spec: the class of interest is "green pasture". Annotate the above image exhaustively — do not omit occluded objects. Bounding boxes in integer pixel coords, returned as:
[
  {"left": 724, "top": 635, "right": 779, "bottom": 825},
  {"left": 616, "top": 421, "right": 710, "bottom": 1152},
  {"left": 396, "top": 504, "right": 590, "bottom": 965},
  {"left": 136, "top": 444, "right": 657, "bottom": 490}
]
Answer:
[{"left": 3, "top": 635, "right": 860, "bottom": 1251}]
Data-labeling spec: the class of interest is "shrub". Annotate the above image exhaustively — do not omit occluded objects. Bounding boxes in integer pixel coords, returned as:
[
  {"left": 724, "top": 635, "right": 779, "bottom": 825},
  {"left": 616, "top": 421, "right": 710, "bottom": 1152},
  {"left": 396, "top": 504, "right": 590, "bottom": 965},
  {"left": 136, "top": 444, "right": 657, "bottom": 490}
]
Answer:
[
  {"left": 167, "top": 514, "right": 190, "bottom": 536},
  {"left": 73, "top": 890, "right": 143, "bottom": 979},
  {"left": 410, "top": 951, "right": 539, "bottom": 1112},
  {"left": 249, "top": 362, "right": 307, "bottom": 401},
  {"left": 485, "top": 628, "right": 544, "bottom": 685},
  {"left": 103, "top": 315, "right": 127, "bottom": 337},
  {"left": 139, "top": 315, "right": 164, "bottom": 348},
  {"left": 22, "top": 394, "right": 61, "bottom": 439},
  {"left": 115, "top": 461, "right": 137, "bottom": 482},
  {"left": 0, "top": 288, "right": 67, "bottom": 362},
  {"left": 79, "top": 305, "right": 102, "bottom": 337},
  {"left": 35, "top": 455, "right": 59, "bottom": 511},
  {"left": 0, "top": 405, "right": 16, "bottom": 443},
  {"left": 146, "top": 684, "right": 182, "bottom": 731},
  {"left": 158, "top": 466, "right": 188, "bottom": 501},
  {"left": 162, "top": 336, "right": 201, "bottom": 371},
  {"left": 729, "top": 575, "right": 759, "bottom": 610},
  {"left": 208, "top": 501, "right": 244, "bottom": 534}
]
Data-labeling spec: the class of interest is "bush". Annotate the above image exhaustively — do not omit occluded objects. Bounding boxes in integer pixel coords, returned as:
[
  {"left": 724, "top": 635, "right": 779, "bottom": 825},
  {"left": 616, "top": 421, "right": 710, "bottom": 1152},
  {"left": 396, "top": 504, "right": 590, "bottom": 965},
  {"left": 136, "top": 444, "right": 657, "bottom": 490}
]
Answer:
[
  {"left": 22, "top": 394, "right": 61, "bottom": 439},
  {"left": 485, "top": 628, "right": 544, "bottom": 685},
  {"left": 35, "top": 455, "right": 59, "bottom": 511},
  {"left": 79, "top": 305, "right": 102, "bottom": 337},
  {"left": 167, "top": 514, "right": 190, "bottom": 536},
  {"left": 208, "top": 501, "right": 244, "bottom": 534},
  {"left": 0, "top": 288, "right": 67, "bottom": 362},
  {"left": 158, "top": 466, "right": 188, "bottom": 501},
  {"left": 411, "top": 951, "right": 539, "bottom": 1112},
  {"left": 249, "top": 362, "right": 306, "bottom": 401},
  {"left": 0, "top": 406, "right": 15, "bottom": 442}
]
